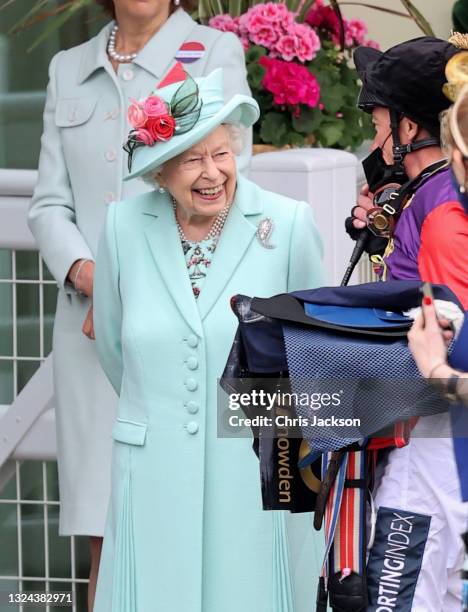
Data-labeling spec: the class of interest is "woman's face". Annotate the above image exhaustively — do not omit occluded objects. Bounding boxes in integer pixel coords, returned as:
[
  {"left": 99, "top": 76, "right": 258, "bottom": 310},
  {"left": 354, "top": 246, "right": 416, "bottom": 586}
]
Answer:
[
  {"left": 157, "top": 126, "right": 237, "bottom": 219},
  {"left": 112, "top": 0, "right": 171, "bottom": 22}
]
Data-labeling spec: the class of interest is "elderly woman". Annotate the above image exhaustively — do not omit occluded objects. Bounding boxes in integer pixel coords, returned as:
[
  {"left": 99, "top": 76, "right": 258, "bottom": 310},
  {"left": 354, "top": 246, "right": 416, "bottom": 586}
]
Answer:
[
  {"left": 27, "top": 0, "right": 250, "bottom": 605},
  {"left": 93, "top": 67, "right": 324, "bottom": 611}
]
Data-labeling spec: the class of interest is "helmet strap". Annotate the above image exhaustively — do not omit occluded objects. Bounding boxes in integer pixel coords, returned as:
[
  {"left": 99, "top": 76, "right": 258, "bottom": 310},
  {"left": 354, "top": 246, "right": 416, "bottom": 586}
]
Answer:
[{"left": 389, "top": 108, "right": 440, "bottom": 179}]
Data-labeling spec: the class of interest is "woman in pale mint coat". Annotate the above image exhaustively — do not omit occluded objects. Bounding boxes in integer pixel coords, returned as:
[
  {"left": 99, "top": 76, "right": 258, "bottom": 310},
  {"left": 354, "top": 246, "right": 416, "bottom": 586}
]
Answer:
[
  {"left": 93, "top": 67, "right": 324, "bottom": 611},
  {"left": 27, "top": 0, "right": 250, "bottom": 603}
]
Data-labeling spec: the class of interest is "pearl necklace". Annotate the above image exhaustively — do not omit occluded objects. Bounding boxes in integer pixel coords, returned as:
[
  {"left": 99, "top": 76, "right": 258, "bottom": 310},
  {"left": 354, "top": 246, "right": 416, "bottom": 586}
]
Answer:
[
  {"left": 172, "top": 199, "right": 231, "bottom": 243},
  {"left": 107, "top": 25, "right": 138, "bottom": 63}
]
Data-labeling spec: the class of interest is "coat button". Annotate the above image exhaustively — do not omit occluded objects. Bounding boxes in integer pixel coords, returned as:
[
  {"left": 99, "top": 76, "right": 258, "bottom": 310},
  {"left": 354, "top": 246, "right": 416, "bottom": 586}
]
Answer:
[
  {"left": 186, "top": 401, "right": 199, "bottom": 414},
  {"left": 187, "top": 334, "right": 198, "bottom": 348},
  {"left": 105, "top": 148, "right": 117, "bottom": 162},
  {"left": 186, "top": 356, "right": 198, "bottom": 371},
  {"left": 186, "top": 421, "right": 199, "bottom": 435},
  {"left": 185, "top": 378, "right": 198, "bottom": 392},
  {"left": 122, "top": 68, "right": 134, "bottom": 81}
]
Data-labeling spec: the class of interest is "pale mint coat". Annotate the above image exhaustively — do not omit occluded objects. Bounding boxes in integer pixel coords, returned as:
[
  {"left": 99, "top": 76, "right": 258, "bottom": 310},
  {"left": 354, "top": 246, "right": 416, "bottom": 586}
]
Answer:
[
  {"left": 27, "top": 8, "right": 250, "bottom": 536},
  {"left": 93, "top": 175, "right": 325, "bottom": 612}
]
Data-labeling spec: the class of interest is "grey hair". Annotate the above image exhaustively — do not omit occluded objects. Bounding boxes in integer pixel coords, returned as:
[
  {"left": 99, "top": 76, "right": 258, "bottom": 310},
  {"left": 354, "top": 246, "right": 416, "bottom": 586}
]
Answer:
[{"left": 141, "top": 123, "right": 247, "bottom": 187}]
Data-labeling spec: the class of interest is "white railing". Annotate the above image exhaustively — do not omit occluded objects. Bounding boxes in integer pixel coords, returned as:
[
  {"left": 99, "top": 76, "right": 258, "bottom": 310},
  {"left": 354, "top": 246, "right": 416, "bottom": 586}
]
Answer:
[{"left": 0, "top": 169, "right": 56, "bottom": 487}]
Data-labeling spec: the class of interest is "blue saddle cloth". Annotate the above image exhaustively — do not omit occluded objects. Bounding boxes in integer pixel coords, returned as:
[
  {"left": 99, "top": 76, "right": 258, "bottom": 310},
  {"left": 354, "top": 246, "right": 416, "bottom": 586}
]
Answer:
[{"left": 222, "top": 281, "right": 461, "bottom": 453}]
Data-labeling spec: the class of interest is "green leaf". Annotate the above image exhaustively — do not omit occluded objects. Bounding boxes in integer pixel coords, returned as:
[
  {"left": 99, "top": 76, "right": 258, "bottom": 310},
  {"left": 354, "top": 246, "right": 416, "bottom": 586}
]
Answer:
[
  {"left": 399, "top": 0, "right": 434, "bottom": 36},
  {"left": 247, "top": 62, "right": 265, "bottom": 90},
  {"left": 292, "top": 107, "right": 323, "bottom": 134},
  {"left": 8, "top": 0, "right": 51, "bottom": 35},
  {"left": 317, "top": 120, "right": 345, "bottom": 147},
  {"left": 289, "top": 132, "right": 306, "bottom": 147},
  {"left": 27, "top": 0, "right": 90, "bottom": 51},
  {"left": 297, "top": 0, "right": 315, "bottom": 23},
  {"left": 228, "top": 0, "right": 242, "bottom": 16},
  {"left": 318, "top": 83, "right": 347, "bottom": 114},
  {"left": 259, "top": 112, "right": 289, "bottom": 147},
  {"left": 245, "top": 45, "right": 267, "bottom": 63},
  {"left": 198, "top": 0, "right": 213, "bottom": 23},
  {"left": 337, "top": 2, "right": 411, "bottom": 18},
  {"left": 208, "top": 0, "right": 225, "bottom": 16}
]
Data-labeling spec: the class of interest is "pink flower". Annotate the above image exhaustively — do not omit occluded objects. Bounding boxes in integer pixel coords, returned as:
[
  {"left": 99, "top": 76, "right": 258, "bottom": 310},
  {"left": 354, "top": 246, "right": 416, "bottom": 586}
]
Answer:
[
  {"left": 364, "top": 39, "right": 380, "bottom": 50},
  {"left": 272, "top": 23, "right": 320, "bottom": 62},
  {"left": 239, "top": 34, "right": 250, "bottom": 50},
  {"left": 208, "top": 14, "right": 240, "bottom": 35},
  {"left": 135, "top": 128, "right": 155, "bottom": 146},
  {"left": 143, "top": 95, "right": 168, "bottom": 118},
  {"left": 239, "top": 3, "right": 294, "bottom": 50},
  {"left": 127, "top": 100, "right": 147, "bottom": 129},
  {"left": 291, "top": 23, "right": 320, "bottom": 61},
  {"left": 274, "top": 35, "right": 298, "bottom": 61},
  {"left": 346, "top": 18, "right": 367, "bottom": 46},
  {"left": 306, "top": 0, "right": 340, "bottom": 36},
  {"left": 260, "top": 56, "right": 320, "bottom": 108},
  {"left": 250, "top": 23, "right": 278, "bottom": 47}
]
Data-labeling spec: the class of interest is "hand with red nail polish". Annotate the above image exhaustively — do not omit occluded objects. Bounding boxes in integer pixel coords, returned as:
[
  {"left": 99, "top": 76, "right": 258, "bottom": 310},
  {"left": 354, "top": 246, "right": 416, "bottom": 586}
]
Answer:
[{"left": 408, "top": 298, "right": 454, "bottom": 379}]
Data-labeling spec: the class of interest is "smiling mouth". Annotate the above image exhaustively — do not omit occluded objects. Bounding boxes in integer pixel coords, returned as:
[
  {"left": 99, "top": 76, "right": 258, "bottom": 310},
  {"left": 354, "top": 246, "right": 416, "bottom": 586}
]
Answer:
[{"left": 193, "top": 184, "right": 225, "bottom": 198}]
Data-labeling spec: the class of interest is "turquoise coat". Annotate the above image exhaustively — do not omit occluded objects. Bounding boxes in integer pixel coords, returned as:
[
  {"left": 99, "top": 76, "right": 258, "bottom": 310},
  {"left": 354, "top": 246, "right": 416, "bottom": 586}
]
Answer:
[
  {"left": 27, "top": 8, "right": 251, "bottom": 536},
  {"left": 93, "top": 175, "right": 324, "bottom": 612}
]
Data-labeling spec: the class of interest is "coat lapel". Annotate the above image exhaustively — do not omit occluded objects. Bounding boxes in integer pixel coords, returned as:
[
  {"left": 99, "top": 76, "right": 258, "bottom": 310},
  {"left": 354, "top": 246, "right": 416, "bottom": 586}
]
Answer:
[
  {"left": 197, "top": 176, "right": 263, "bottom": 320},
  {"left": 77, "top": 10, "right": 196, "bottom": 85},
  {"left": 142, "top": 193, "right": 203, "bottom": 337},
  {"left": 133, "top": 10, "right": 197, "bottom": 80}
]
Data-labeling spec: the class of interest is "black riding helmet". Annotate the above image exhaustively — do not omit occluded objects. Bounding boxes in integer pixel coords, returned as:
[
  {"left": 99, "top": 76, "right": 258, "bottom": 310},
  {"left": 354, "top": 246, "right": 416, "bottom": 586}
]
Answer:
[
  {"left": 344, "top": 38, "right": 462, "bottom": 254},
  {"left": 354, "top": 37, "right": 460, "bottom": 137}
]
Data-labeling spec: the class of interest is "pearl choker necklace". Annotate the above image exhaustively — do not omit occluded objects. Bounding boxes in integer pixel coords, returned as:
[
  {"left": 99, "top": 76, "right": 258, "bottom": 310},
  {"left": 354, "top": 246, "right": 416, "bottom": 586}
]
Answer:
[
  {"left": 107, "top": 25, "right": 138, "bottom": 63},
  {"left": 172, "top": 199, "right": 231, "bottom": 243}
]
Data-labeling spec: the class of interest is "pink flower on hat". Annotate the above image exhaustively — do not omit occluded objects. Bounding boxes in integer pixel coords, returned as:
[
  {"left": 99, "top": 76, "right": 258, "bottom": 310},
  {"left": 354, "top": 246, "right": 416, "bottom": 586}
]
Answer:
[
  {"left": 135, "top": 128, "right": 155, "bottom": 146},
  {"left": 143, "top": 95, "right": 168, "bottom": 118},
  {"left": 127, "top": 100, "right": 147, "bottom": 128}
]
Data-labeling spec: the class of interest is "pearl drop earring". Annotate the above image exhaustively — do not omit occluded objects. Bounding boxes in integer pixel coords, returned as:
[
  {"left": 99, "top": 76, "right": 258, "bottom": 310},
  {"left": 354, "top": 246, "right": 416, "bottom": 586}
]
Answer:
[
  {"left": 174, "top": 0, "right": 180, "bottom": 5},
  {"left": 158, "top": 186, "right": 166, "bottom": 194}
]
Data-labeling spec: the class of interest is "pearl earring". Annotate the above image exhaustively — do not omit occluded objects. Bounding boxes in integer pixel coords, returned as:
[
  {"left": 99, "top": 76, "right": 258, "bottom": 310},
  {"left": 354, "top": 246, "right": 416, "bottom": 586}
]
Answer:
[
  {"left": 158, "top": 186, "right": 166, "bottom": 194},
  {"left": 174, "top": 0, "right": 180, "bottom": 5}
]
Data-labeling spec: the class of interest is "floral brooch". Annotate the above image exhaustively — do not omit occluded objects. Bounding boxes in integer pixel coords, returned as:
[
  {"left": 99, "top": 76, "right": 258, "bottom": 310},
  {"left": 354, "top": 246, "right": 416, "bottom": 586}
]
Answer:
[{"left": 123, "top": 70, "right": 203, "bottom": 172}]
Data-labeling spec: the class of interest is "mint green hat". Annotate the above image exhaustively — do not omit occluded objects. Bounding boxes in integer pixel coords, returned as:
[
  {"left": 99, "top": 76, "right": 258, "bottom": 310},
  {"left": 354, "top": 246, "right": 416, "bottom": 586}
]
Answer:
[{"left": 124, "top": 66, "right": 259, "bottom": 180}]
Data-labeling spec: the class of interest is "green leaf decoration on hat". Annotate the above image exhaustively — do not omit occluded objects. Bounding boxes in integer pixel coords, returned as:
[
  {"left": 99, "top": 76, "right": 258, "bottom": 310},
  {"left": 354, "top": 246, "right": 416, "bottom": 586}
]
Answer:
[
  {"left": 123, "top": 136, "right": 146, "bottom": 173},
  {"left": 170, "top": 74, "right": 203, "bottom": 134}
]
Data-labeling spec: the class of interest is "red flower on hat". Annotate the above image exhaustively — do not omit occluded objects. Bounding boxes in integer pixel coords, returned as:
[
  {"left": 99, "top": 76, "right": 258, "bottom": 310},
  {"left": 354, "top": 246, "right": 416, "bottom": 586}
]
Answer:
[{"left": 146, "top": 115, "right": 176, "bottom": 142}]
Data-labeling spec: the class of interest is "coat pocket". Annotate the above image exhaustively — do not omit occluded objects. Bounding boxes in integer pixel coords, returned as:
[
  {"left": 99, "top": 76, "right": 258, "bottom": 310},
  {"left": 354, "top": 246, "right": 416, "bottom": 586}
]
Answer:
[
  {"left": 112, "top": 419, "right": 147, "bottom": 446},
  {"left": 55, "top": 97, "right": 98, "bottom": 127}
]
